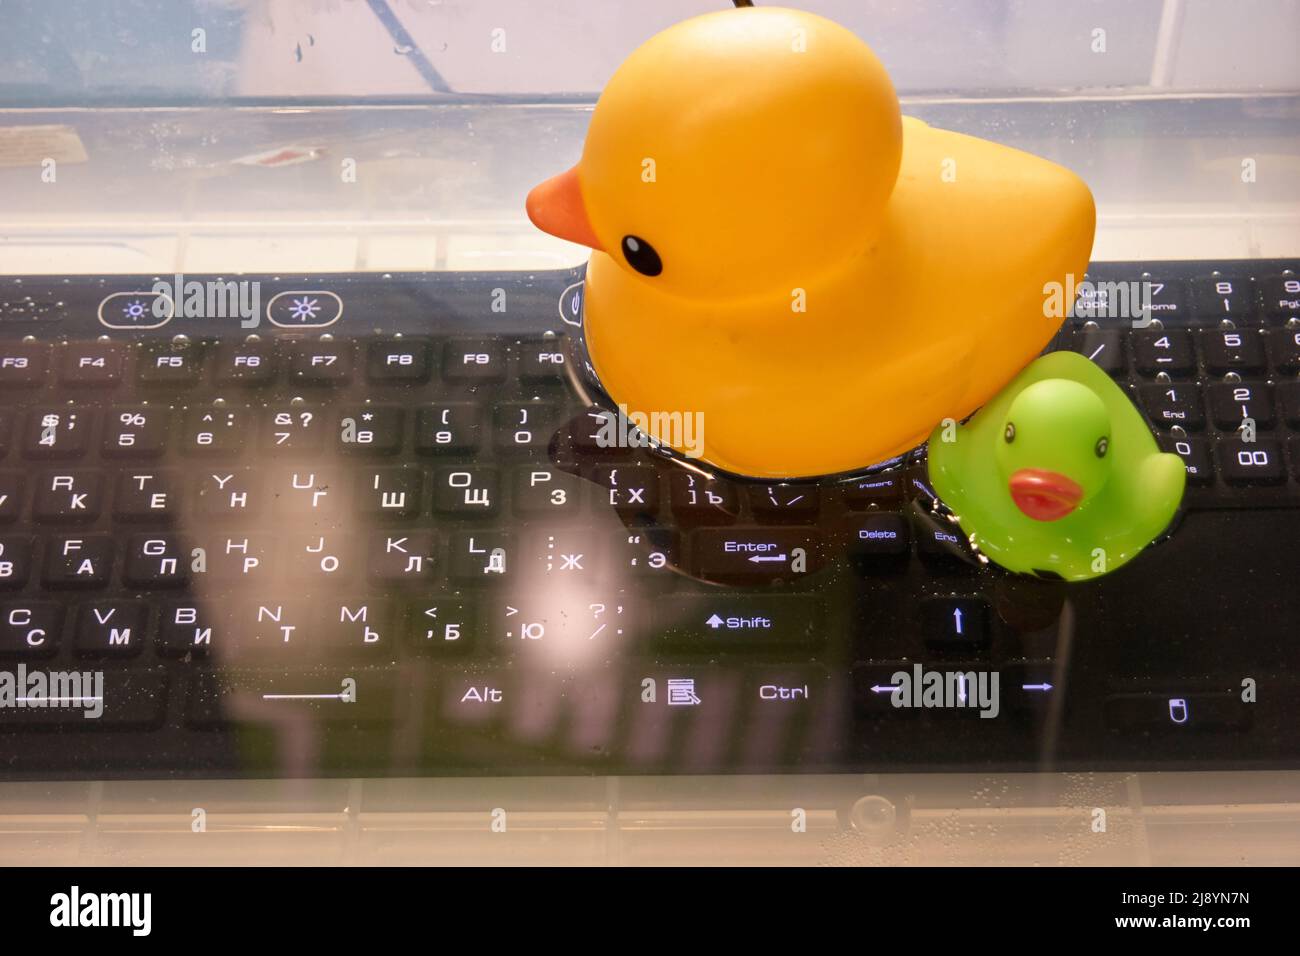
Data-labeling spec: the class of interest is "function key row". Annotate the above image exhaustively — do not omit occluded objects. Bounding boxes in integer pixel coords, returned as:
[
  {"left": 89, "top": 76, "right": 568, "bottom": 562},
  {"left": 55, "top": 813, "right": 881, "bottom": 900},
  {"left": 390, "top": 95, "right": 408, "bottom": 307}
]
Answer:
[{"left": 0, "top": 336, "right": 570, "bottom": 389}]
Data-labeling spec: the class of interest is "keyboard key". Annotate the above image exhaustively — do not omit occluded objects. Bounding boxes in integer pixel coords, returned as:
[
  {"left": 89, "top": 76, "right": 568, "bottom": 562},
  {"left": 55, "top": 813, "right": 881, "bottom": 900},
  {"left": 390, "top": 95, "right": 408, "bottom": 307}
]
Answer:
[
  {"left": 493, "top": 401, "right": 558, "bottom": 454},
  {"left": 843, "top": 512, "right": 911, "bottom": 563},
  {"left": 0, "top": 410, "right": 10, "bottom": 458},
  {"left": 23, "top": 407, "right": 92, "bottom": 460},
  {"left": 156, "top": 602, "right": 220, "bottom": 658},
  {"left": 517, "top": 338, "right": 569, "bottom": 384},
  {"left": 0, "top": 473, "right": 24, "bottom": 523},
  {"left": 74, "top": 601, "right": 146, "bottom": 657},
  {"left": 443, "top": 337, "right": 506, "bottom": 383},
  {"left": 531, "top": 528, "right": 602, "bottom": 582},
  {"left": 1208, "top": 382, "right": 1275, "bottom": 430},
  {"left": 690, "top": 528, "right": 826, "bottom": 585},
  {"left": 187, "top": 669, "right": 401, "bottom": 727},
  {"left": 513, "top": 466, "right": 584, "bottom": 515},
  {"left": 1140, "top": 276, "right": 1189, "bottom": 323},
  {"left": 59, "top": 341, "right": 124, "bottom": 386},
  {"left": 1217, "top": 437, "right": 1284, "bottom": 485},
  {"left": 367, "top": 339, "right": 431, "bottom": 383},
  {"left": 1139, "top": 383, "right": 1204, "bottom": 430},
  {"left": 1131, "top": 329, "right": 1194, "bottom": 376},
  {"left": 34, "top": 470, "right": 103, "bottom": 523},
  {"left": 1281, "top": 381, "right": 1300, "bottom": 428},
  {"left": 1071, "top": 329, "right": 1123, "bottom": 375},
  {"left": 0, "top": 669, "right": 167, "bottom": 728},
  {"left": 138, "top": 340, "right": 203, "bottom": 385},
  {"left": 368, "top": 532, "right": 437, "bottom": 584},
  {"left": 0, "top": 535, "right": 34, "bottom": 588},
  {"left": 214, "top": 339, "right": 278, "bottom": 385},
  {"left": 260, "top": 405, "right": 326, "bottom": 454},
  {"left": 618, "top": 529, "right": 678, "bottom": 579},
  {"left": 1192, "top": 275, "right": 1253, "bottom": 320},
  {"left": 102, "top": 405, "right": 170, "bottom": 458},
  {"left": 1105, "top": 692, "right": 1249, "bottom": 732},
  {"left": 921, "top": 598, "right": 991, "bottom": 650},
  {"left": 0, "top": 601, "right": 62, "bottom": 657},
  {"left": 668, "top": 471, "right": 740, "bottom": 525},
  {"left": 357, "top": 467, "right": 422, "bottom": 519},
  {"left": 195, "top": 469, "right": 262, "bottom": 519},
  {"left": 42, "top": 534, "right": 113, "bottom": 588},
  {"left": 915, "top": 518, "right": 980, "bottom": 569},
  {"left": 1260, "top": 273, "right": 1300, "bottom": 322},
  {"left": 282, "top": 533, "right": 355, "bottom": 583},
  {"left": 592, "top": 465, "right": 661, "bottom": 517},
  {"left": 839, "top": 474, "right": 904, "bottom": 509},
  {"left": 181, "top": 405, "right": 249, "bottom": 456},
  {"left": 747, "top": 484, "right": 821, "bottom": 523},
  {"left": 336, "top": 405, "right": 404, "bottom": 456},
  {"left": 229, "top": 600, "right": 313, "bottom": 657},
  {"left": 123, "top": 534, "right": 191, "bottom": 587},
  {"left": 406, "top": 599, "right": 475, "bottom": 654},
  {"left": 316, "top": 599, "right": 394, "bottom": 657},
  {"left": 567, "top": 407, "right": 633, "bottom": 457},
  {"left": 1271, "top": 327, "right": 1300, "bottom": 374},
  {"left": 1200, "top": 329, "right": 1265, "bottom": 375},
  {"left": 432, "top": 466, "right": 499, "bottom": 516},
  {"left": 0, "top": 343, "right": 48, "bottom": 388},
  {"left": 289, "top": 341, "right": 352, "bottom": 385},
  {"left": 415, "top": 403, "right": 481, "bottom": 455},
  {"left": 1157, "top": 435, "right": 1214, "bottom": 485},
  {"left": 657, "top": 595, "right": 824, "bottom": 649},
  {"left": 270, "top": 468, "right": 344, "bottom": 519},
  {"left": 114, "top": 471, "right": 180, "bottom": 522},
  {"left": 448, "top": 531, "right": 513, "bottom": 583},
  {"left": 202, "top": 535, "right": 274, "bottom": 583}
]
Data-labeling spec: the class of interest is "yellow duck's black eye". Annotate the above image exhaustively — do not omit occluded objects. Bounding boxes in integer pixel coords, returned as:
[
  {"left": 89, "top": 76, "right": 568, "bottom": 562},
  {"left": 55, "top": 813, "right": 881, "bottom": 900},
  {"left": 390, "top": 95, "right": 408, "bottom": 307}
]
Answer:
[
  {"left": 621, "top": 235, "right": 662, "bottom": 277},
  {"left": 1095, "top": 436, "right": 1109, "bottom": 458},
  {"left": 1004, "top": 422, "right": 1015, "bottom": 443}
]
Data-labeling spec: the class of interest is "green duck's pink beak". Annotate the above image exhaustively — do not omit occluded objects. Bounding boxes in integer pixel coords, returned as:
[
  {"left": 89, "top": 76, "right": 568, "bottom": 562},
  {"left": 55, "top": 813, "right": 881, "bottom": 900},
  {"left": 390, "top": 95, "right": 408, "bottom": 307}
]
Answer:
[{"left": 1009, "top": 468, "right": 1083, "bottom": 521}]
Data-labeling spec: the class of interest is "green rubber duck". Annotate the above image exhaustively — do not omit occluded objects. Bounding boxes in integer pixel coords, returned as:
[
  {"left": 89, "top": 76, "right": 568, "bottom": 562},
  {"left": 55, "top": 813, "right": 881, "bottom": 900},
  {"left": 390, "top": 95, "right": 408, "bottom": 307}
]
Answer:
[{"left": 926, "top": 350, "right": 1186, "bottom": 581}]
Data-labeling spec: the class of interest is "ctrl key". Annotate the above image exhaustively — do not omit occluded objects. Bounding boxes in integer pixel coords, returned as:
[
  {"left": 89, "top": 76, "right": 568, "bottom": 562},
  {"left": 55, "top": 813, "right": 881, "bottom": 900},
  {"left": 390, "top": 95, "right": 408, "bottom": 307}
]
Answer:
[
  {"left": 1104, "top": 692, "right": 1250, "bottom": 733},
  {"left": 187, "top": 670, "right": 403, "bottom": 728}
]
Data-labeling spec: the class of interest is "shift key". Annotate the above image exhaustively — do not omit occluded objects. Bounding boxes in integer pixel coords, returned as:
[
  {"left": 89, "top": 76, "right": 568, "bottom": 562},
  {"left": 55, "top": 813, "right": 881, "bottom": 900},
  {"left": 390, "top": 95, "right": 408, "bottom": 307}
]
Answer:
[
  {"left": 658, "top": 595, "right": 825, "bottom": 649},
  {"left": 689, "top": 528, "right": 826, "bottom": 585}
]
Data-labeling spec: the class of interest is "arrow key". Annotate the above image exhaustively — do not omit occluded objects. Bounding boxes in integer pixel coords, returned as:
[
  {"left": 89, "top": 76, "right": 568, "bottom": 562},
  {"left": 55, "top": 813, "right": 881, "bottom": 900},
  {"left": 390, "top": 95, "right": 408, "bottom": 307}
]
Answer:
[{"left": 921, "top": 598, "right": 990, "bottom": 651}]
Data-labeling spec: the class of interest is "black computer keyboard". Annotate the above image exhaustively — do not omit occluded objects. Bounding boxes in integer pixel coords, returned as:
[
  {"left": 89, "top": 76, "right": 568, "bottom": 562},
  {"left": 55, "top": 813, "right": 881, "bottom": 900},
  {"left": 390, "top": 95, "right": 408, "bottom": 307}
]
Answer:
[{"left": 0, "top": 259, "right": 1297, "bottom": 779}]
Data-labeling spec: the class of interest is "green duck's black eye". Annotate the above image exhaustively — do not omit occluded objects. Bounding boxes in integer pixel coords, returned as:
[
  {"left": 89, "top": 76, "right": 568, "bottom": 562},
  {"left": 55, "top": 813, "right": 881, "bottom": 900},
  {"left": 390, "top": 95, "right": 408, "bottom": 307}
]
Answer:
[
  {"left": 1095, "top": 436, "right": 1109, "bottom": 458},
  {"left": 1004, "top": 422, "right": 1016, "bottom": 443},
  {"left": 621, "top": 235, "right": 662, "bottom": 277}
]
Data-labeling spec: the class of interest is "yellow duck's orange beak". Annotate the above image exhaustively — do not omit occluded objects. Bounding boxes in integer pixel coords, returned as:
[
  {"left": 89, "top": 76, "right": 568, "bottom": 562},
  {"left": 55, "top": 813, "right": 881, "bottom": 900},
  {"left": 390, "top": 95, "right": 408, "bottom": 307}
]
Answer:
[{"left": 526, "top": 166, "right": 604, "bottom": 251}]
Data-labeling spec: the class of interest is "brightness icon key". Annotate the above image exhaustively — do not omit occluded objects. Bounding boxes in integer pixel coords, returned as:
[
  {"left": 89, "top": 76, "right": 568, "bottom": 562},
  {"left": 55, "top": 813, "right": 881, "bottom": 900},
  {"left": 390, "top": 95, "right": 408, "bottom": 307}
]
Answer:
[{"left": 268, "top": 290, "right": 343, "bottom": 328}]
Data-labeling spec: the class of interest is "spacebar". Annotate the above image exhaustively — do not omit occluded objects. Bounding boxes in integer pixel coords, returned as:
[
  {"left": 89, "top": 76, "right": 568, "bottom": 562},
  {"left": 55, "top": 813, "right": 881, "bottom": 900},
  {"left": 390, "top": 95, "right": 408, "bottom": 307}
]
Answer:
[{"left": 187, "top": 669, "right": 404, "bottom": 728}]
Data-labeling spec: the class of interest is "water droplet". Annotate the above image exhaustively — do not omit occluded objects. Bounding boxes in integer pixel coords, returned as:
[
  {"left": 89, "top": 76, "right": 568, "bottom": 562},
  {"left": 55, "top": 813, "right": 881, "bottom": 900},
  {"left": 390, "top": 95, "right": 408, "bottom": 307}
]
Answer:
[{"left": 393, "top": 43, "right": 414, "bottom": 55}]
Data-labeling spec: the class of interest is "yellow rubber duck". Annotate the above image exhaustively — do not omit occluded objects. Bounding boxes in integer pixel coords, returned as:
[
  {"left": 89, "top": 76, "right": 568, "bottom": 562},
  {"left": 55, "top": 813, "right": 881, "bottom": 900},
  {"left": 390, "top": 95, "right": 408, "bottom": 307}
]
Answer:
[{"left": 527, "top": 6, "right": 1095, "bottom": 479}]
